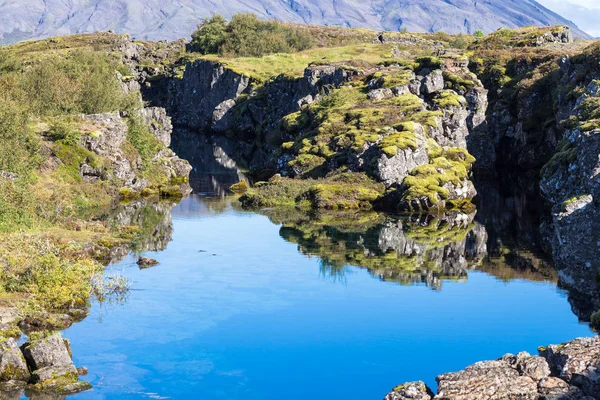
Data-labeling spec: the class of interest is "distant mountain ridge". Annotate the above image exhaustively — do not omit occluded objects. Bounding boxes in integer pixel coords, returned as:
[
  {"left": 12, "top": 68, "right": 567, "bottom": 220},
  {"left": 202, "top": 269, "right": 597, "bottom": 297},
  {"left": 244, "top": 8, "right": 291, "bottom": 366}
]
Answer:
[{"left": 0, "top": 0, "right": 591, "bottom": 45}]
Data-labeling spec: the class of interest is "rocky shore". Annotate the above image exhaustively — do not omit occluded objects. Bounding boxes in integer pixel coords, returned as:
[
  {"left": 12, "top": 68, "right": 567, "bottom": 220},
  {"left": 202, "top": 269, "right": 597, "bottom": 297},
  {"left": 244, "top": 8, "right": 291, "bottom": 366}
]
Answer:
[
  {"left": 0, "top": 333, "right": 89, "bottom": 398},
  {"left": 387, "top": 336, "right": 600, "bottom": 400}
]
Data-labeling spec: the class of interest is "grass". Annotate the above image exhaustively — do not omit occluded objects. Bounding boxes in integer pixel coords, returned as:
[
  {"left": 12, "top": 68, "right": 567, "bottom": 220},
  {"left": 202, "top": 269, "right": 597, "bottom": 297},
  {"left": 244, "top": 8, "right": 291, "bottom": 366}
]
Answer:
[
  {"left": 193, "top": 43, "right": 398, "bottom": 82},
  {"left": 240, "top": 172, "right": 385, "bottom": 210}
]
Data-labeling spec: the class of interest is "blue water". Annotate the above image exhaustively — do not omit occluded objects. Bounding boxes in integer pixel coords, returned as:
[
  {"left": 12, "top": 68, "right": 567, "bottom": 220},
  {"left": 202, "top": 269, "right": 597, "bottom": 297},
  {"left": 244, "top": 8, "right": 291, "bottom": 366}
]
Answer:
[{"left": 62, "top": 195, "right": 592, "bottom": 399}]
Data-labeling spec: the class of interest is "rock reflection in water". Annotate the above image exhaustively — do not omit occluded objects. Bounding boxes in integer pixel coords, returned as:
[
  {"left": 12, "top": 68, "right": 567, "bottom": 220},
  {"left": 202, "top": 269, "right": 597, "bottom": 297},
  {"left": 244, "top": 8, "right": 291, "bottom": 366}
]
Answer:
[
  {"left": 171, "top": 129, "right": 260, "bottom": 196},
  {"left": 259, "top": 206, "right": 557, "bottom": 290},
  {"left": 100, "top": 199, "right": 177, "bottom": 265}
]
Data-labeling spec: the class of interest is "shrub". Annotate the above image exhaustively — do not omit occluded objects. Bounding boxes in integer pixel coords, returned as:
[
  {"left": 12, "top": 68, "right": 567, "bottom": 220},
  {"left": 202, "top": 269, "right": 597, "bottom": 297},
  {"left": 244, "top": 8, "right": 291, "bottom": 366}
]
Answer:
[
  {"left": 474, "top": 30, "right": 485, "bottom": 38},
  {"left": 191, "top": 15, "right": 227, "bottom": 55},
  {"left": 20, "top": 51, "right": 128, "bottom": 116},
  {"left": 0, "top": 97, "right": 40, "bottom": 176},
  {"left": 190, "top": 13, "right": 313, "bottom": 57},
  {"left": 47, "top": 120, "right": 81, "bottom": 145}
]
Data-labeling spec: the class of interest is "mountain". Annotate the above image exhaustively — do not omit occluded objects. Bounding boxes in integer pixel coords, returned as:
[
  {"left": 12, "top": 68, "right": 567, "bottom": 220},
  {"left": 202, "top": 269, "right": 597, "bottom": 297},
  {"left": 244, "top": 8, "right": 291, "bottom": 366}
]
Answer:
[{"left": 0, "top": 0, "right": 591, "bottom": 45}]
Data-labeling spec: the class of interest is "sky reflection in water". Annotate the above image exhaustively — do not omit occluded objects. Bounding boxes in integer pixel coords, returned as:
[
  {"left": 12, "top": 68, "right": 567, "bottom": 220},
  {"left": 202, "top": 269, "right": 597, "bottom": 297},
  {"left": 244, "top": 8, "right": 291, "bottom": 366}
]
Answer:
[{"left": 65, "top": 195, "right": 592, "bottom": 400}]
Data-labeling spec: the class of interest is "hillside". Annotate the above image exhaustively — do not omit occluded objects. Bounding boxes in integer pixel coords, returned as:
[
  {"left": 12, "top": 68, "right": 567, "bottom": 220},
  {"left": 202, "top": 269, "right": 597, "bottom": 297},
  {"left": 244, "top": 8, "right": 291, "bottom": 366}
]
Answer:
[{"left": 0, "top": 0, "right": 591, "bottom": 45}]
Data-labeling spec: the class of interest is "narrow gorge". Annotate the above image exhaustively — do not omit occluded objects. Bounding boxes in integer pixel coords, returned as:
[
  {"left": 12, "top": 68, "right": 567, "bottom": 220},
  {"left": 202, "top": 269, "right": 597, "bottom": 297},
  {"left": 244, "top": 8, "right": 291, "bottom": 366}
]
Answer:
[{"left": 0, "top": 23, "right": 599, "bottom": 399}]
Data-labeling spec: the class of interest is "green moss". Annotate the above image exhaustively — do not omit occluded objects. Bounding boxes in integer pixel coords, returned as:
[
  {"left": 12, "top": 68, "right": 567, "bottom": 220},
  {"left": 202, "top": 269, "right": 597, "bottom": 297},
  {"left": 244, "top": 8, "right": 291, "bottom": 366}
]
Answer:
[
  {"left": 378, "top": 130, "right": 418, "bottom": 155},
  {"left": 240, "top": 172, "right": 385, "bottom": 210},
  {"left": 443, "top": 71, "right": 475, "bottom": 92},
  {"left": 433, "top": 90, "right": 466, "bottom": 108},
  {"left": 229, "top": 180, "right": 249, "bottom": 193},
  {"left": 375, "top": 69, "right": 414, "bottom": 88},
  {"left": 541, "top": 139, "right": 578, "bottom": 178},
  {"left": 401, "top": 148, "right": 475, "bottom": 207},
  {"left": 305, "top": 173, "right": 386, "bottom": 210}
]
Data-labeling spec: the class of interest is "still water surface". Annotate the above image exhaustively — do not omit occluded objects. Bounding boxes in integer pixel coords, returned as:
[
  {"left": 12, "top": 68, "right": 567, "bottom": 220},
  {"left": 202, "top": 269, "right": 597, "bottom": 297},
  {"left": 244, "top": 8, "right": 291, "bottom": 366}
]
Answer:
[{"left": 57, "top": 193, "right": 593, "bottom": 399}]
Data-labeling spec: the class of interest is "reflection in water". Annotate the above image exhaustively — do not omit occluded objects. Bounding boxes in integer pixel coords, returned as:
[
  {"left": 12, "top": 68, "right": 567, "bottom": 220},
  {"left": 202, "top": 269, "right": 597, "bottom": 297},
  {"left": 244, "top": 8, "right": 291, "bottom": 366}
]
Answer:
[
  {"left": 60, "top": 194, "right": 592, "bottom": 400},
  {"left": 171, "top": 129, "right": 257, "bottom": 196},
  {"left": 258, "top": 206, "right": 557, "bottom": 290},
  {"left": 26, "top": 132, "right": 586, "bottom": 399}
]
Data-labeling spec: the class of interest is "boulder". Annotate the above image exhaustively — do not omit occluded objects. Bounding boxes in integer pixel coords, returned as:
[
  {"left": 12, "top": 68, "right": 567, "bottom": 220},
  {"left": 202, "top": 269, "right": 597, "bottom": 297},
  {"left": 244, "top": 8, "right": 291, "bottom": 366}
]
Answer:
[
  {"left": 368, "top": 88, "right": 394, "bottom": 101},
  {"left": 0, "top": 339, "right": 29, "bottom": 382},
  {"left": 20, "top": 333, "right": 90, "bottom": 395},
  {"left": 541, "top": 336, "right": 600, "bottom": 398},
  {"left": 537, "top": 377, "right": 585, "bottom": 399},
  {"left": 421, "top": 70, "right": 444, "bottom": 95},
  {"left": 384, "top": 381, "right": 433, "bottom": 400},
  {"left": 0, "top": 171, "right": 18, "bottom": 181},
  {"left": 20, "top": 333, "right": 76, "bottom": 375},
  {"left": 435, "top": 359, "right": 540, "bottom": 399}
]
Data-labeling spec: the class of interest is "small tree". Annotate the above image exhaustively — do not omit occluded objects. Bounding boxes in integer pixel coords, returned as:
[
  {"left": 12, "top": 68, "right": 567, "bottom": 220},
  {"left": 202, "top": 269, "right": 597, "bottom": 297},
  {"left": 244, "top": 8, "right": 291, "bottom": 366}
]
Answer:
[
  {"left": 474, "top": 30, "right": 485, "bottom": 38},
  {"left": 191, "top": 15, "right": 227, "bottom": 54}
]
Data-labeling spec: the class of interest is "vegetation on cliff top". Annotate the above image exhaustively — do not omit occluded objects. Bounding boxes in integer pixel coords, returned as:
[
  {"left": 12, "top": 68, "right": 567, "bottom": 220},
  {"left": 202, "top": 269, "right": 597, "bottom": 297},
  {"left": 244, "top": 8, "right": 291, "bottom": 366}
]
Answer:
[{"left": 0, "top": 40, "right": 183, "bottom": 340}]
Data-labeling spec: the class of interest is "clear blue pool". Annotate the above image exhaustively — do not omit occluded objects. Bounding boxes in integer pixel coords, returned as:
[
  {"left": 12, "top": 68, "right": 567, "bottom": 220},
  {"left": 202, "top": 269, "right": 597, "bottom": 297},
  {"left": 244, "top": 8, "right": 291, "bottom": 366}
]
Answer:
[{"left": 61, "top": 195, "right": 591, "bottom": 400}]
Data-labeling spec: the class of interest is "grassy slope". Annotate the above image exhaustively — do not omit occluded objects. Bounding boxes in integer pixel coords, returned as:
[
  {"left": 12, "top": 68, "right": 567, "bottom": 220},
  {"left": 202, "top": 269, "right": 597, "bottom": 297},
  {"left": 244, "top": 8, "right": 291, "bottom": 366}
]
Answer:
[{"left": 0, "top": 34, "right": 186, "bottom": 341}]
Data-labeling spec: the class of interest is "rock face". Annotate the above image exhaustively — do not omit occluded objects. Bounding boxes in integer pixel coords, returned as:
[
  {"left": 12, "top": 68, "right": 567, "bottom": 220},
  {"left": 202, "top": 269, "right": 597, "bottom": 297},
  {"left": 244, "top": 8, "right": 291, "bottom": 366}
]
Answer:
[
  {"left": 78, "top": 110, "right": 191, "bottom": 195},
  {"left": 20, "top": 333, "right": 91, "bottom": 395},
  {"left": 0, "top": 339, "right": 29, "bottom": 383},
  {"left": 163, "top": 61, "right": 352, "bottom": 135},
  {"left": 541, "top": 336, "right": 600, "bottom": 398},
  {"left": 387, "top": 336, "right": 600, "bottom": 400}
]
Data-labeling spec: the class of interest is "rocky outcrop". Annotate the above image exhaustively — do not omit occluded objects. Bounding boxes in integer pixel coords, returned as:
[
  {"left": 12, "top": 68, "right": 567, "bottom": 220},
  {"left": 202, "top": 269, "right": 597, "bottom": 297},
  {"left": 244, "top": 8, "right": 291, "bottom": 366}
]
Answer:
[
  {"left": 19, "top": 333, "right": 90, "bottom": 395},
  {"left": 385, "top": 381, "right": 434, "bottom": 400},
  {"left": 387, "top": 336, "right": 600, "bottom": 400},
  {"left": 0, "top": 339, "right": 29, "bottom": 383},
  {"left": 78, "top": 110, "right": 191, "bottom": 195},
  {"left": 163, "top": 60, "right": 352, "bottom": 136}
]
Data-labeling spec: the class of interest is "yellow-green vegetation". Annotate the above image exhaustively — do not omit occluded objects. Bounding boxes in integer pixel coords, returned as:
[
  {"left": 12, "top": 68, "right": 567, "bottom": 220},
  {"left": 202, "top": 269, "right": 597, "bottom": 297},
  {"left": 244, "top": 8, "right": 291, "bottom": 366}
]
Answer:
[
  {"left": 279, "top": 83, "right": 441, "bottom": 173},
  {"left": 274, "top": 210, "right": 477, "bottom": 284},
  {"left": 433, "top": 90, "right": 466, "bottom": 108},
  {"left": 470, "top": 26, "right": 571, "bottom": 50},
  {"left": 372, "top": 69, "right": 413, "bottom": 88},
  {"left": 404, "top": 218, "right": 474, "bottom": 248},
  {"left": 0, "top": 34, "right": 184, "bottom": 337},
  {"left": 229, "top": 180, "right": 249, "bottom": 193},
  {"left": 402, "top": 148, "right": 476, "bottom": 206},
  {"left": 240, "top": 172, "right": 385, "bottom": 210},
  {"left": 195, "top": 43, "right": 398, "bottom": 82}
]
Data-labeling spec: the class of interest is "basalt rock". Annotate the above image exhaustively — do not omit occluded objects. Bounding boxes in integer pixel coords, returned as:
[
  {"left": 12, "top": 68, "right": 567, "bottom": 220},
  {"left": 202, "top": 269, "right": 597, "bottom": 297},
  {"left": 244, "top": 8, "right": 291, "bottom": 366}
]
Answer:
[
  {"left": 0, "top": 339, "right": 29, "bottom": 383},
  {"left": 384, "top": 381, "right": 433, "bottom": 400},
  {"left": 388, "top": 337, "right": 600, "bottom": 400},
  {"left": 541, "top": 336, "right": 600, "bottom": 398},
  {"left": 20, "top": 333, "right": 90, "bottom": 395},
  {"left": 78, "top": 110, "right": 191, "bottom": 196},
  {"left": 137, "top": 257, "right": 159, "bottom": 268}
]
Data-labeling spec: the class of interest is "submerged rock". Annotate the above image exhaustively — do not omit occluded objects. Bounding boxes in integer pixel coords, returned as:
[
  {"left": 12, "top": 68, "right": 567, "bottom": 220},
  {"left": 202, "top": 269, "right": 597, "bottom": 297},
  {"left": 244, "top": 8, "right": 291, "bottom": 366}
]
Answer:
[{"left": 137, "top": 257, "right": 159, "bottom": 268}]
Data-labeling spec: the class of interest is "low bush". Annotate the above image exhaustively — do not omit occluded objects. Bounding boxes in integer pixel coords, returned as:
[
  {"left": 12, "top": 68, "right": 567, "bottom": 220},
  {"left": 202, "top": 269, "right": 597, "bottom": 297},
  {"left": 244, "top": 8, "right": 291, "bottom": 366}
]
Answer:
[{"left": 191, "top": 13, "right": 314, "bottom": 57}]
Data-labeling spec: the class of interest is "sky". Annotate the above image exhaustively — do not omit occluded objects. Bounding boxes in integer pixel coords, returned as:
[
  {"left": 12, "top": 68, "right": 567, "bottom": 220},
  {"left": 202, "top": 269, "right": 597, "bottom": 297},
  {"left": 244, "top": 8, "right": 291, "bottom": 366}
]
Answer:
[{"left": 537, "top": 0, "right": 600, "bottom": 37}]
